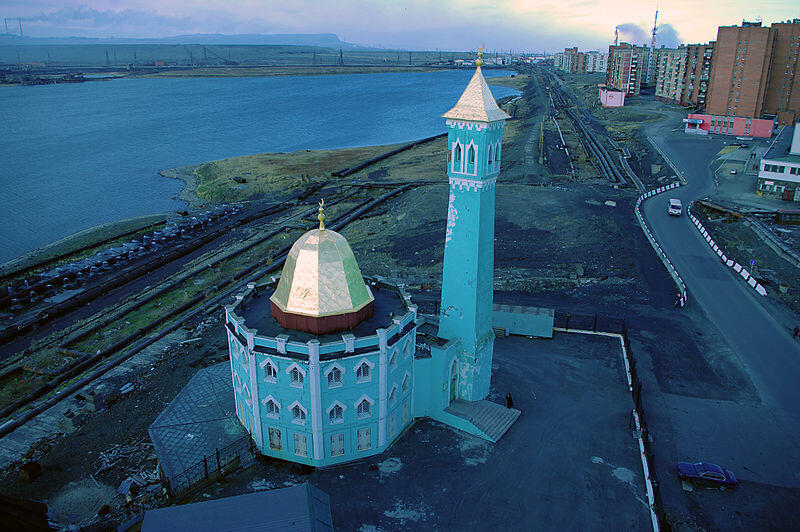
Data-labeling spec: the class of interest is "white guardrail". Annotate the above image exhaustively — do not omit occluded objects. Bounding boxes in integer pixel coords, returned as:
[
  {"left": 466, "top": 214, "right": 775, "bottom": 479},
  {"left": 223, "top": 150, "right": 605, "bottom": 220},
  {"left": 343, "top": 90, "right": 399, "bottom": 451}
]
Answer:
[
  {"left": 635, "top": 182, "right": 688, "bottom": 307},
  {"left": 688, "top": 203, "right": 768, "bottom": 296}
]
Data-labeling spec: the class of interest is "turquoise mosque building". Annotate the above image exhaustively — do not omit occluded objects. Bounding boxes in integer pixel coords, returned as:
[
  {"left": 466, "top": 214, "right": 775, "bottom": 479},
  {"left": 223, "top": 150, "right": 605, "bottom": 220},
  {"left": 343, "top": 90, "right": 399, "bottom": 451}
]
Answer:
[{"left": 224, "top": 53, "right": 517, "bottom": 467}]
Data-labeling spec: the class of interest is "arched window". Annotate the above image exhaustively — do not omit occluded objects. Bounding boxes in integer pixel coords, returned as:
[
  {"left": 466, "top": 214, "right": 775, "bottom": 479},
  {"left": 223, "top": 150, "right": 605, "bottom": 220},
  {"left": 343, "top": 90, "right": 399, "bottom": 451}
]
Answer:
[
  {"left": 262, "top": 360, "right": 278, "bottom": 383},
  {"left": 291, "top": 404, "right": 306, "bottom": 425},
  {"left": 389, "top": 350, "right": 397, "bottom": 370},
  {"left": 328, "top": 367, "right": 342, "bottom": 387},
  {"left": 329, "top": 404, "right": 344, "bottom": 424},
  {"left": 455, "top": 144, "right": 462, "bottom": 162},
  {"left": 488, "top": 145, "right": 494, "bottom": 166},
  {"left": 389, "top": 386, "right": 398, "bottom": 405},
  {"left": 265, "top": 399, "right": 280, "bottom": 419},
  {"left": 291, "top": 367, "right": 303, "bottom": 386},
  {"left": 355, "top": 360, "right": 374, "bottom": 383},
  {"left": 402, "top": 373, "right": 411, "bottom": 392},
  {"left": 357, "top": 399, "right": 371, "bottom": 418},
  {"left": 468, "top": 146, "right": 475, "bottom": 164}
]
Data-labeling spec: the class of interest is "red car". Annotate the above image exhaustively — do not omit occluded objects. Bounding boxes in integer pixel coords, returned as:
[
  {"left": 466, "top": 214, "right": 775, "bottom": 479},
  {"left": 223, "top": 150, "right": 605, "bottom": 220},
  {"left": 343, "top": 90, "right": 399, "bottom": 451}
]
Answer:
[{"left": 676, "top": 462, "right": 738, "bottom": 490}]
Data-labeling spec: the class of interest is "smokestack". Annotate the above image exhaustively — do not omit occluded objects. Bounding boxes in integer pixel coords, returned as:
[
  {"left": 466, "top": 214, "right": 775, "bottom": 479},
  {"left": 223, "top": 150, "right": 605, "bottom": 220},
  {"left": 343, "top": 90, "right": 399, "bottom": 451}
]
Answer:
[{"left": 614, "top": 27, "right": 619, "bottom": 46}]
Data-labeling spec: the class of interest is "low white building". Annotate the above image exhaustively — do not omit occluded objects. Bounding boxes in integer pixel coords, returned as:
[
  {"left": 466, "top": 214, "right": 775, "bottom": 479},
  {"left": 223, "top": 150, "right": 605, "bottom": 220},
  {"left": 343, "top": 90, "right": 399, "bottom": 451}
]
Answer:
[{"left": 757, "top": 124, "right": 800, "bottom": 202}]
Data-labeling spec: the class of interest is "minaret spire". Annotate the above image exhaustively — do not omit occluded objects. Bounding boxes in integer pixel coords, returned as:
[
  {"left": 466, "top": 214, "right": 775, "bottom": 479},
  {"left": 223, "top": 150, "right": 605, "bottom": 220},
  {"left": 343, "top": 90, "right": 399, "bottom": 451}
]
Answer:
[{"left": 438, "top": 43, "right": 508, "bottom": 401}]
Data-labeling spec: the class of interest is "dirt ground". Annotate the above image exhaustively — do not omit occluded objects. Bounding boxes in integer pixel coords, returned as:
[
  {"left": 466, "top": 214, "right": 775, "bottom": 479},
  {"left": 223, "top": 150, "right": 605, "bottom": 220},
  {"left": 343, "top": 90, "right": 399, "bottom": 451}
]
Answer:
[{"left": 693, "top": 204, "right": 800, "bottom": 315}]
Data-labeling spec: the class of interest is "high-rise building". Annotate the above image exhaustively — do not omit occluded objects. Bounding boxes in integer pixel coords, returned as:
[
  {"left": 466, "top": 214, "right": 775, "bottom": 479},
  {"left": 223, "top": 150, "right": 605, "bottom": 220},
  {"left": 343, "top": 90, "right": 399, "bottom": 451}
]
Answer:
[
  {"left": 681, "top": 43, "right": 715, "bottom": 107},
  {"left": 764, "top": 20, "right": 800, "bottom": 125},
  {"left": 585, "top": 51, "right": 609, "bottom": 73},
  {"left": 705, "top": 21, "right": 775, "bottom": 119},
  {"left": 654, "top": 47, "right": 688, "bottom": 105},
  {"left": 607, "top": 43, "right": 650, "bottom": 95}
]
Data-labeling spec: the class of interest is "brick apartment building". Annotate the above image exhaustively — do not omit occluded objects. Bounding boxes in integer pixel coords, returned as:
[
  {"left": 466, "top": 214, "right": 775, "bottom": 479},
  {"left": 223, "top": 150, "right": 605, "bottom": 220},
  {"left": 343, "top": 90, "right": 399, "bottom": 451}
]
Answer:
[
  {"left": 654, "top": 47, "right": 688, "bottom": 104},
  {"left": 606, "top": 43, "right": 650, "bottom": 95},
  {"left": 554, "top": 48, "right": 607, "bottom": 74},
  {"left": 681, "top": 43, "right": 715, "bottom": 108},
  {"left": 764, "top": 20, "right": 800, "bottom": 125},
  {"left": 654, "top": 43, "right": 715, "bottom": 107},
  {"left": 685, "top": 19, "right": 799, "bottom": 137}
]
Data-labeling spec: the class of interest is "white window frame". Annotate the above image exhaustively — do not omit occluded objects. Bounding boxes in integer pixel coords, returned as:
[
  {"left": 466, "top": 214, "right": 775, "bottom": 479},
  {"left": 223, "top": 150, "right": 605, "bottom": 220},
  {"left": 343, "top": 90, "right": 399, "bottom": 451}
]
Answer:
[
  {"left": 262, "top": 394, "right": 281, "bottom": 419},
  {"left": 286, "top": 362, "right": 306, "bottom": 388},
  {"left": 355, "top": 394, "right": 375, "bottom": 419},
  {"left": 465, "top": 140, "right": 478, "bottom": 176},
  {"left": 357, "top": 426, "right": 372, "bottom": 451},
  {"left": 325, "top": 362, "right": 345, "bottom": 388},
  {"left": 451, "top": 139, "right": 464, "bottom": 174},
  {"left": 354, "top": 358, "right": 375, "bottom": 383},
  {"left": 259, "top": 357, "right": 278, "bottom": 383},
  {"left": 294, "top": 432, "right": 308, "bottom": 457},
  {"left": 289, "top": 401, "right": 307, "bottom": 426},
  {"left": 330, "top": 432, "right": 345, "bottom": 457},
  {"left": 328, "top": 401, "right": 346, "bottom": 425}
]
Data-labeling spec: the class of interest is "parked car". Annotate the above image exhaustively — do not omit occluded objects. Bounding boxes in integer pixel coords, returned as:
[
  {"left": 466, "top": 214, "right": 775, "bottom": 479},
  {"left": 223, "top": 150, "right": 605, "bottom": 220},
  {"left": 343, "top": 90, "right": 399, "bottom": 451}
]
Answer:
[
  {"left": 730, "top": 169, "right": 738, "bottom": 175},
  {"left": 676, "top": 462, "right": 738, "bottom": 490},
  {"left": 668, "top": 198, "right": 682, "bottom": 216}
]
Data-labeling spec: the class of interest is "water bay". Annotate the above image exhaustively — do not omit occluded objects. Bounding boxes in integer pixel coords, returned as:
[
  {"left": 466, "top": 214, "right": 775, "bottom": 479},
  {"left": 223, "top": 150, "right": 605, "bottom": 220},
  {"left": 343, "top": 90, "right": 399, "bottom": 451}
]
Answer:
[{"left": 0, "top": 69, "right": 517, "bottom": 264}]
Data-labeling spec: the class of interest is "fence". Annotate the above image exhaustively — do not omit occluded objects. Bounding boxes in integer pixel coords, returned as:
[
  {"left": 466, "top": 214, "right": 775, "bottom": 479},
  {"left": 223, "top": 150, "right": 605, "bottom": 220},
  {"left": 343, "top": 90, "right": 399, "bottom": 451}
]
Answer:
[
  {"left": 553, "top": 310, "right": 667, "bottom": 532},
  {"left": 162, "top": 435, "right": 252, "bottom": 500}
]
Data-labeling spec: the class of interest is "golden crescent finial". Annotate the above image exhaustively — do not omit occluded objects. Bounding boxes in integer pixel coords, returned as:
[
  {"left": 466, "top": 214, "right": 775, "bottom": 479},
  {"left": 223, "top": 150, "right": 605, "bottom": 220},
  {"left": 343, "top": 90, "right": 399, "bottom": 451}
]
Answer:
[
  {"left": 476, "top": 42, "right": 484, "bottom": 67},
  {"left": 318, "top": 198, "right": 326, "bottom": 230}
]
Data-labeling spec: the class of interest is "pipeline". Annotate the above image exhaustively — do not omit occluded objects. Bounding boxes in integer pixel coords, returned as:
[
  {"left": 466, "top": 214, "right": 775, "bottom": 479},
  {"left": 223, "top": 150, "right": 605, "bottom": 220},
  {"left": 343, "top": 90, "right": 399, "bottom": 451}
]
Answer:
[
  {"left": 0, "top": 184, "right": 414, "bottom": 438},
  {"left": 331, "top": 134, "right": 446, "bottom": 178}
]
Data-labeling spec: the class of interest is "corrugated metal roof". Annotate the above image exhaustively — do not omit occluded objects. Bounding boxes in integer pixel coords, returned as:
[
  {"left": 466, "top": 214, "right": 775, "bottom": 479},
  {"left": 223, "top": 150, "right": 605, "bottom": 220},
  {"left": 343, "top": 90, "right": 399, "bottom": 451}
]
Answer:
[
  {"left": 142, "top": 483, "right": 333, "bottom": 532},
  {"left": 442, "top": 66, "right": 511, "bottom": 123}
]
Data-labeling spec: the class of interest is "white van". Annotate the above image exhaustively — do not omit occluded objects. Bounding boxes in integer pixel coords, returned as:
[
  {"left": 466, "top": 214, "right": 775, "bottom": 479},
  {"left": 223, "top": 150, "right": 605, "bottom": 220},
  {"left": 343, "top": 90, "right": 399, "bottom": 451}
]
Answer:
[{"left": 668, "top": 198, "right": 682, "bottom": 216}]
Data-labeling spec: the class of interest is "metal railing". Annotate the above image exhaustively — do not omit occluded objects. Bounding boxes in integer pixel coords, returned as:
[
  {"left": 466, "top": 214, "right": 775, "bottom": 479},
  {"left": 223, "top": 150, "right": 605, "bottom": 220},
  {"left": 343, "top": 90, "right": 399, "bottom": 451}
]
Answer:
[{"left": 162, "top": 435, "right": 252, "bottom": 500}]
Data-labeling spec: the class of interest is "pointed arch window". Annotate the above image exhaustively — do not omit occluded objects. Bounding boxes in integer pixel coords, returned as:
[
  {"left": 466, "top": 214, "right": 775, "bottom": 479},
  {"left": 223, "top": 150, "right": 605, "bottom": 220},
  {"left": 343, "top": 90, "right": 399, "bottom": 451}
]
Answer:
[
  {"left": 286, "top": 362, "right": 306, "bottom": 389},
  {"left": 468, "top": 145, "right": 475, "bottom": 164},
  {"left": 260, "top": 358, "right": 278, "bottom": 383},
  {"left": 289, "top": 401, "right": 307, "bottom": 425},
  {"left": 356, "top": 397, "right": 373, "bottom": 419},
  {"left": 455, "top": 144, "right": 462, "bottom": 162},
  {"left": 488, "top": 145, "right": 494, "bottom": 167},
  {"left": 263, "top": 396, "right": 281, "bottom": 419},
  {"left": 401, "top": 372, "right": 411, "bottom": 392},
  {"left": 354, "top": 358, "right": 375, "bottom": 383},
  {"left": 328, "top": 402, "right": 345, "bottom": 425}
]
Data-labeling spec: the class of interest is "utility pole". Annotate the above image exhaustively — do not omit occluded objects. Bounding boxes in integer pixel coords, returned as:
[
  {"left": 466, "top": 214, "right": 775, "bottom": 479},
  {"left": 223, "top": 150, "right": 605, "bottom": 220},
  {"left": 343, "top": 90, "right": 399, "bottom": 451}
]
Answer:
[{"left": 339, "top": 48, "right": 343, "bottom": 66}]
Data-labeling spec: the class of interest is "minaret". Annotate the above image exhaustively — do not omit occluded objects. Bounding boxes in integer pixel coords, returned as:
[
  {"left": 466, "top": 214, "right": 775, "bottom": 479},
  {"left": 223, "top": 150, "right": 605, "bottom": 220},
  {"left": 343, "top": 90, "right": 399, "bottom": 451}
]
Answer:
[{"left": 438, "top": 45, "right": 509, "bottom": 401}]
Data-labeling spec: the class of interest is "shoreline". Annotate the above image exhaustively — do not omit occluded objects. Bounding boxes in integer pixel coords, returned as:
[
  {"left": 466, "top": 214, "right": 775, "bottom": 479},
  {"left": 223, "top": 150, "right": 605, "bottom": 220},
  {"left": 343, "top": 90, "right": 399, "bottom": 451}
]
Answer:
[{"left": 5, "top": 72, "right": 523, "bottom": 272}]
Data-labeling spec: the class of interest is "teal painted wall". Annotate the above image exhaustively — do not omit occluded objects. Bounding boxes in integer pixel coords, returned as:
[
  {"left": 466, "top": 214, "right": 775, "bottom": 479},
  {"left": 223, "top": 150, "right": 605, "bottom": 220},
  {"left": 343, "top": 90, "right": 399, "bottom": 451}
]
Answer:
[{"left": 438, "top": 117, "right": 506, "bottom": 401}]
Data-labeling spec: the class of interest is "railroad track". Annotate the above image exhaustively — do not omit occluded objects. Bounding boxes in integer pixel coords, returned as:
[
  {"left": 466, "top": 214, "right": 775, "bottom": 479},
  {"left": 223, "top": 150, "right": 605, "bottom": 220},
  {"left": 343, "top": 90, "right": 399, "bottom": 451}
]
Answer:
[
  {"left": 543, "top": 72, "right": 645, "bottom": 192},
  {"left": 0, "top": 184, "right": 415, "bottom": 439}
]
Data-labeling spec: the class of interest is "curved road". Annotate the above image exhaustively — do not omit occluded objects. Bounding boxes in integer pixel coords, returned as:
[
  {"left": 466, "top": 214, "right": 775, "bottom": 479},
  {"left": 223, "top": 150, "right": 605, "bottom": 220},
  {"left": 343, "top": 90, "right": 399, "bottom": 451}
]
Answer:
[{"left": 642, "top": 132, "right": 800, "bottom": 415}]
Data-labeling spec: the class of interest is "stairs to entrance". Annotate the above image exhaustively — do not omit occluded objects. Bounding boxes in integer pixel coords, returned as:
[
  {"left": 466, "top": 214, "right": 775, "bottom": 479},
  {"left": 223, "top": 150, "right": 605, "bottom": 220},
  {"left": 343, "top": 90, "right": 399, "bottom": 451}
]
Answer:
[{"left": 444, "top": 399, "right": 520, "bottom": 442}]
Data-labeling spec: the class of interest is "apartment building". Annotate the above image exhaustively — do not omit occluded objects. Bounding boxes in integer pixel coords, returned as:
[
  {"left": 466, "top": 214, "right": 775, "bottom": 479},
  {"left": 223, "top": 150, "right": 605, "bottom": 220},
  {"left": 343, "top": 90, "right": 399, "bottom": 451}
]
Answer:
[
  {"left": 681, "top": 43, "right": 715, "bottom": 107},
  {"left": 606, "top": 43, "right": 650, "bottom": 95},
  {"left": 706, "top": 21, "right": 775, "bottom": 119},
  {"left": 764, "top": 20, "right": 800, "bottom": 125},
  {"left": 654, "top": 47, "right": 688, "bottom": 105},
  {"left": 585, "top": 51, "right": 608, "bottom": 73}
]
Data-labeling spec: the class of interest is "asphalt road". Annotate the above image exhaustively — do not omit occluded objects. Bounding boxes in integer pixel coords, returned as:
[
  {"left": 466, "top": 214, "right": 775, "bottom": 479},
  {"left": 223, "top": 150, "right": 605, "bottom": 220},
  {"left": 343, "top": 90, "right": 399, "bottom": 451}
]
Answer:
[{"left": 643, "top": 127, "right": 800, "bottom": 414}]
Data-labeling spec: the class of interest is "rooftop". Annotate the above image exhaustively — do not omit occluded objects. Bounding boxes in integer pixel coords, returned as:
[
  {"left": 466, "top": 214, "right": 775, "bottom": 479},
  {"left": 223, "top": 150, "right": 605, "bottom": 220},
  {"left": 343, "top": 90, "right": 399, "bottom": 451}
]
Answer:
[
  {"left": 240, "top": 282, "right": 408, "bottom": 344},
  {"left": 441, "top": 66, "right": 511, "bottom": 123},
  {"left": 764, "top": 125, "right": 796, "bottom": 161}
]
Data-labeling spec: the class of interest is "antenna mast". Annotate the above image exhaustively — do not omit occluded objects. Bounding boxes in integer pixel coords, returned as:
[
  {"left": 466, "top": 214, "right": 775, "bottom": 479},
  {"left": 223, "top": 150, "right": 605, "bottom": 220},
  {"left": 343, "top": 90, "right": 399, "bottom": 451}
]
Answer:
[{"left": 646, "top": 7, "right": 658, "bottom": 85}]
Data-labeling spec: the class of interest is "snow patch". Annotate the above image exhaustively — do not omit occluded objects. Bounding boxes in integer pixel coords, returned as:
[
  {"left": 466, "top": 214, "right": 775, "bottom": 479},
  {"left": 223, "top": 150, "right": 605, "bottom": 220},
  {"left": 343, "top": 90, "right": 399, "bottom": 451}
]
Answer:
[
  {"left": 384, "top": 500, "right": 431, "bottom": 524},
  {"left": 378, "top": 457, "right": 403, "bottom": 476},
  {"left": 459, "top": 436, "right": 491, "bottom": 466},
  {"left": 612, "top": 467, "right": 636, "bottom": 484},
  {"left": 591, "top": 456, "right": 605, "bottom": 464}
]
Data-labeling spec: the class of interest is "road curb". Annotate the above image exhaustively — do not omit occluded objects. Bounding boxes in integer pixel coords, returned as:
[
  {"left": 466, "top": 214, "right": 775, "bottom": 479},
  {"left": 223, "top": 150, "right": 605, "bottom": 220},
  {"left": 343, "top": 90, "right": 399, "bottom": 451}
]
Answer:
[
  {"left": 635, "top": 182, "right": 688, "bottom": 307},
  {"left": 687, "top": 203, "right": 768, "bottom": 296}
]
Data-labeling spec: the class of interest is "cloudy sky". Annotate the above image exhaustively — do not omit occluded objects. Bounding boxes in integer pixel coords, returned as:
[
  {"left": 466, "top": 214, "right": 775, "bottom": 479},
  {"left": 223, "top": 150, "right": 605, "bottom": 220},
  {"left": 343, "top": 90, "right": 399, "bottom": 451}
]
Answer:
[{"left": 2, "top": 1, "right": 799, "bottom": 51}]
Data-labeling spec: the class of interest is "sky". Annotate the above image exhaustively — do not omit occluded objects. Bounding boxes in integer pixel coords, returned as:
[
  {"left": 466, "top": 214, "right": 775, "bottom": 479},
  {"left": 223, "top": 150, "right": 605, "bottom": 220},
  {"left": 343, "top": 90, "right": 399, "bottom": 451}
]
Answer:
[{"left": 1, "top": 1, "right": 799, "bottom": 52}]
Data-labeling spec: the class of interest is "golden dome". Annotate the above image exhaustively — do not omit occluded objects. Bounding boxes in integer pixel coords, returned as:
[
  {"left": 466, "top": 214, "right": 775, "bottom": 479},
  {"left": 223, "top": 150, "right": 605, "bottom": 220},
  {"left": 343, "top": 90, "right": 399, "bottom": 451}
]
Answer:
[{"left": 270, "top": 228, "right": 374, "bottom": 318}]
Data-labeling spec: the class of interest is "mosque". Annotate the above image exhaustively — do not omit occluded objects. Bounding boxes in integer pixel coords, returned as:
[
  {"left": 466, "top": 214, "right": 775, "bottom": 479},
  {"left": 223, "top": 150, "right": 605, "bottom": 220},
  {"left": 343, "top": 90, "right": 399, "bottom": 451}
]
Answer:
[{"left": 223, "top": 51, "right": 522, "bottom": 466}]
